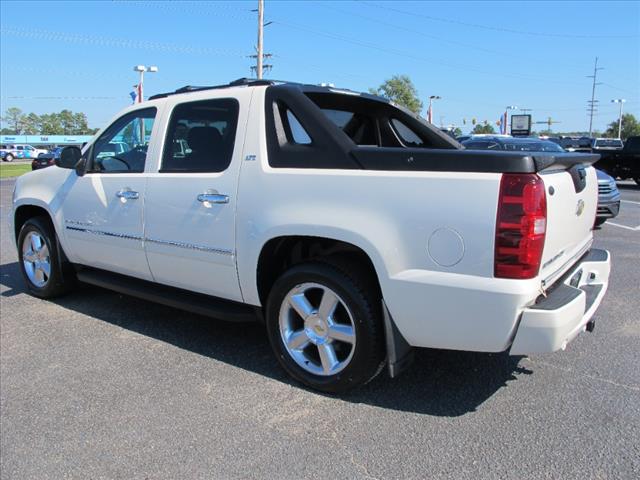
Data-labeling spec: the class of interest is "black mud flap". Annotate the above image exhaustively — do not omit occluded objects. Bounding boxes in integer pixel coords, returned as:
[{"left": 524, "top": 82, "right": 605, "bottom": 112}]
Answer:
[{"left": 382, "top": 300, "right": 414, "bottom": 378}]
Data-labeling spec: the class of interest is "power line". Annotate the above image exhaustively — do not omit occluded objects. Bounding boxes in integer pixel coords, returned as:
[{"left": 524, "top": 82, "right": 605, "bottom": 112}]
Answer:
[
  {"left": 360, "top": 1, "right": 639, "bottom": 39},
  {"left": 272, "top": 19, "right": 583, "bottom": 86},
  {"left": 317, "top": 3, "right": 587, "bottom": 70},
  {"left": 0, "top": 26, "right": 246, "bottom": 57}
]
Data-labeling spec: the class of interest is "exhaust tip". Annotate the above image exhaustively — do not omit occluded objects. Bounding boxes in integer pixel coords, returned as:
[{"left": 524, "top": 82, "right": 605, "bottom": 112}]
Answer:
[{"left": 586, "top": 319, "right": 596, "bottom": 333}]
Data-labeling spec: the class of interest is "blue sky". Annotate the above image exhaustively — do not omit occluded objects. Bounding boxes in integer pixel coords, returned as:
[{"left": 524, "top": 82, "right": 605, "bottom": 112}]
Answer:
[{"left": 1, "top": 0, "right": 638, "bottom": 133}]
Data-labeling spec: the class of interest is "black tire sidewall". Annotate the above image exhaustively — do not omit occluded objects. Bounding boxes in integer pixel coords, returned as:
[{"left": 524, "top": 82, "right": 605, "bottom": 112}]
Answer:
[
  {"left": 5, "top": 154, "right": 14, "bottom": 162},
  {"left": 266, "top": 262, "right": 383, "bottom": 393},
  {"left": 17, "top": 217, "right": 65, "bottom": 298}
]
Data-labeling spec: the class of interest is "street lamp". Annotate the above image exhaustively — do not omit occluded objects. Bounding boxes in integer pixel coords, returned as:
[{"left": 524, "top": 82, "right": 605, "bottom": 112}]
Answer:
[
  {"left": 428, "top": 95, "right": 441, "bottom": 123},
  {"left": 611, "top": 99, "right": 626, "bottom": 139},
  {"left": 133, "top": 65, "right": 158, "bottom": 103}
]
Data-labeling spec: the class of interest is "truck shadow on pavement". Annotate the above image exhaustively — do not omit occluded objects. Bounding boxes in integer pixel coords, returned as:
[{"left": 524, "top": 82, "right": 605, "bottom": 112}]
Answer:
[{"left": 1, "top": 261, "right": 531, "bottom": 417}]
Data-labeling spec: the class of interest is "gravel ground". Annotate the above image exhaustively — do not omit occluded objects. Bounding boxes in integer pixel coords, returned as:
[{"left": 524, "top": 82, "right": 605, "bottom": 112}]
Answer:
[{"left": 1, "top": 176, "right": 639, "bottom": 480}]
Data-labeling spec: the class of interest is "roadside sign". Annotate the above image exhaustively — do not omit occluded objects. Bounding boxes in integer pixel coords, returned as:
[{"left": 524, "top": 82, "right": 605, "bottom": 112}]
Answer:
[{"left": 511, "top": 115, "right": 532, "bottom": 136}]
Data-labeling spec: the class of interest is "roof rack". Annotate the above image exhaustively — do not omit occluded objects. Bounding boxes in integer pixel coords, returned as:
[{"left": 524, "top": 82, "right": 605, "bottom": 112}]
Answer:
[{"left": 148, "top": 78, "right": 278, "bottom": 100}]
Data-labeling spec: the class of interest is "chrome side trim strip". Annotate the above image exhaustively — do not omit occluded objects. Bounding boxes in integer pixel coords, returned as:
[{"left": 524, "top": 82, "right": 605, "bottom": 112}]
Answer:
[
  {"left": 65, "top": 222, "right": 234, "bottom": 257},
  {"left": 66, "top": 226, "right": 143, "bottom": 242},
  {"left": 145, "top": 237, "right": 234, "bottom": 256}
]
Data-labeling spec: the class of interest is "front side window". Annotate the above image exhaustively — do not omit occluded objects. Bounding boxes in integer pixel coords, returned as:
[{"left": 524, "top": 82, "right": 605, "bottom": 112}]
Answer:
[
  {"left": 161, "top": 98, "right": 239, "bottom": 173},
  {"left": 88, "top": 108, "right": 156, "bottom": 173}
]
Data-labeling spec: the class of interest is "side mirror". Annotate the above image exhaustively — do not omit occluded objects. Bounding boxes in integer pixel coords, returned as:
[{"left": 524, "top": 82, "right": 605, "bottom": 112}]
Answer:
[{"left": 56, "top": 146, "right": 84, "bottom": 173}]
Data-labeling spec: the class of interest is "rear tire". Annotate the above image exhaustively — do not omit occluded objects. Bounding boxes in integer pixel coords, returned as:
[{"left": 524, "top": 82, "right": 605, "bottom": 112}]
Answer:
[
  {"left": 17, "top": 216, "right": 75, "bottom": 298},
  {"left": 265, "top": 260, "right": 385, "bottom": 393},
  {"left": 634, "top": 177, "right": 640, "bottom": 186},
  {"left": 4, "top": 153, "right": 14, "bottom": 162}
]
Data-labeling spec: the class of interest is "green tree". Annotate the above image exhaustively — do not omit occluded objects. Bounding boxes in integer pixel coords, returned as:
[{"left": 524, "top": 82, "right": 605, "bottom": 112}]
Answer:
[
  {"left": 369, "top": 75, "right": 423, "bottom": 115},
  {"left": 1, "top": 107, "right": 24, "bottom": 134},
  {"left": 72, "top": 112, "right": 90, "bottom": 135},
  {"left": 22, "top": 113, "right": 42, "bottom": 135},
  {"left": 39, "top": 113, "right": 64, "bottom": 135},
  {"left": 604, "top": 113, "right": 640, "bottom": 140},
  {"left": 452, "top": 127, "right": 463, "bottom": 137},
  {"left": 472, "top": 123, "right": 496, "bottom": 134}
]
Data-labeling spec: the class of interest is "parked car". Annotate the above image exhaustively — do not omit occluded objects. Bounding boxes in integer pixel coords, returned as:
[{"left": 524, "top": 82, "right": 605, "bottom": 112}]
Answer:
[
  {"left": 32, "top": 147, "right": 63, "bottom": 170},
  {"left": 461, "top": 136, "right": 621, "bottom": 227},
  {"left": 461, "top": 136, "right": 565, "bottom": 152},
  {"left": 1, "top": 144, "right": 48, "bottom": 161},
  {"left": 548, "top": 136, "right": 592, "bottom": 153},
  {"left": 595, "top": 169, "right": 621, "bottom": 226},
  {"left": 594, "top": 136, "right": 640, "bottom": 184},
  {"left": 11, "top": 78, "right": 611, "bottom": 393}
]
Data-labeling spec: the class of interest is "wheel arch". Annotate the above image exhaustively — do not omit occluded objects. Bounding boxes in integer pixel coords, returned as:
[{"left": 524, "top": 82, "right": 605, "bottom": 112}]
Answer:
[
  {"left": 254, "top": 234, "right": 385, "bottom": 308},
  {"left": 14, "top": 204, "right": 52, "bottom": 241}
]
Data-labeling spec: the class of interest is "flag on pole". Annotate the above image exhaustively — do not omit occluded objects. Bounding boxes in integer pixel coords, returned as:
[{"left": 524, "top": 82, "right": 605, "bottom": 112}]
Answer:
[
  {"left": 500, "top": 111, "right": 508, "bottom": 134},
  {"left": 129, "top": 89, "right": 137, "bottom": 105}
]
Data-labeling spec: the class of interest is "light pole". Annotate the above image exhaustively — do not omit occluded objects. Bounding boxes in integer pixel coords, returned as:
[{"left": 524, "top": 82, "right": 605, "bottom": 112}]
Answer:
[
  {"left": 133, "top": 65, "right": 158, "bottom": 104},
  {"left": 611, "top": 99, "right": 626, "bottom": 139},
  {"left": 133, "top": 65, "right": 157, "bottom": 144},
  {"left": 505, "top": 105, "right": 518, "bottom": 134},
  {"left": 428, "top": 95, "right": 441, "bottom": 123}
]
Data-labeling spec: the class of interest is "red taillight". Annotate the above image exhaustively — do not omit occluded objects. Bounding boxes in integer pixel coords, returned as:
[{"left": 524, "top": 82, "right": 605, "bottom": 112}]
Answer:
[{"left": 495, "top": 173, "right": 547, "bottom": 279}]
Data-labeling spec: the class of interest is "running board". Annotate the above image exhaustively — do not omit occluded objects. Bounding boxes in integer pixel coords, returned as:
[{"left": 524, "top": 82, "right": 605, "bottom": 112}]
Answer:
[{"left": 76, "top": 267, "right": 258, "bottom": 323}]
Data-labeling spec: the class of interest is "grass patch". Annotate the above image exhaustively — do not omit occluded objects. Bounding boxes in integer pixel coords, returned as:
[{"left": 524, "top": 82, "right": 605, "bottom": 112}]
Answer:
[{"left": 0, "top": 163, "right": 31, "bottom": 178}]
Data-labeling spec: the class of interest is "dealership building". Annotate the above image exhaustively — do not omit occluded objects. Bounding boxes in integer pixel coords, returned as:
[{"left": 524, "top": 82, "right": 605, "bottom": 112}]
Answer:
[{"left": 1, "top": 134, "right": 93, "bottom": 148}]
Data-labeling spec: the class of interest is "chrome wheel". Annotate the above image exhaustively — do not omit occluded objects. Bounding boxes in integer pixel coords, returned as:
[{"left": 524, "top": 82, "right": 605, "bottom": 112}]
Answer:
[
  {"left": 22, "top": 231, "right": 51, "bottom": 288},
  {"left": 279, "top": 282, "right": 356, "bottom": 376}
]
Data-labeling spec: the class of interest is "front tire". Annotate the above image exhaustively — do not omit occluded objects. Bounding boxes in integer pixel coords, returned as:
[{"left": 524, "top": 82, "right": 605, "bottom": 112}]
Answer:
[
  {"left": 17, "top": 216, "right": 75, "bottom": 298},
  {"left": 266, "top": 260, "right": 385, "bottom": 393},
  {"left": 594, "top": 217, "right": 607, "bottom": 227}
]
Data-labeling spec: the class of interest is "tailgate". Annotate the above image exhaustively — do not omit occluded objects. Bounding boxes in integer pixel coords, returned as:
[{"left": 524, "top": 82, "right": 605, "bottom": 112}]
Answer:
[{"left": 538, "top": 163, "right": 598, "bottom": 287}]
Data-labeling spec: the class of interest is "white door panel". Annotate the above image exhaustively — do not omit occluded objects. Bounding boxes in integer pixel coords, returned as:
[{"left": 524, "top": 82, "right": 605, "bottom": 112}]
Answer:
[
  {"left": 61, "top": 105, "right": 161, "bottom": 281},
  {"left": 144, "top": 175, "right": 241, "bottom": 300},
  {"left": 63, "top": 175, "right": 151, "bottom": 279},
  {"left": 143, "top": 92, "right": 251, "bottom": 302}
]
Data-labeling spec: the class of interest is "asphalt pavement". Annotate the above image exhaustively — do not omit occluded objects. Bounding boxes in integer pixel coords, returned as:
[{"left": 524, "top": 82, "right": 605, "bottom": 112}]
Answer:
[{"left": 1, "top": 176, "right": 639, "bottom": 479}]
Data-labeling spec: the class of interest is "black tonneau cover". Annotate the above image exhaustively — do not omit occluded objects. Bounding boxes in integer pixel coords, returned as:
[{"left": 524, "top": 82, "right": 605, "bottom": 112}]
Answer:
[{"left": 351, "top": 147, "right": 600, "bottom": 174}]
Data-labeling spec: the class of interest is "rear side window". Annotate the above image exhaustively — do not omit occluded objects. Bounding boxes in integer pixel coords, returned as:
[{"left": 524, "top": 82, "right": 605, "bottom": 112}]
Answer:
[
  {"left": 162, "top": 98, "right": 239, "bottom": 173},
  {"left": 390, "top": 118, "right": 424, "bottom": 147},
  {"left": 286, "top": 110, "right": 312, "bottom": 145}
]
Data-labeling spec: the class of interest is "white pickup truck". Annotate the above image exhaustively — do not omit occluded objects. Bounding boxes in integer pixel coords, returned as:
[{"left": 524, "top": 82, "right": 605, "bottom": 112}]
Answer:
[{"left": 11, "top": 78, "right": 611, "bottom": 392}]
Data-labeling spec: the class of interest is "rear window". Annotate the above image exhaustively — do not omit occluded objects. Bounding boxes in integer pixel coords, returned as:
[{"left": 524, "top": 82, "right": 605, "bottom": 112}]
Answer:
[
  {"left": 502, "top": 141, "right": 564, "bottom": 152},
  {"left": 595, "top": 139, "right": 624, "bottom": 148}
]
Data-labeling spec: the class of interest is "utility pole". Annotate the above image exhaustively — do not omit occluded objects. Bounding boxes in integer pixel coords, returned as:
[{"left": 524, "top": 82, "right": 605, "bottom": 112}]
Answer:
[
  {"left": 257, "top": 0, "right": 263, "bottom": 79},
  {"left": 587, "top": 57, "right": 603, "bottom": 138},
  {"left": 249, "top": 0, "right": 272, "bottom": 78}
]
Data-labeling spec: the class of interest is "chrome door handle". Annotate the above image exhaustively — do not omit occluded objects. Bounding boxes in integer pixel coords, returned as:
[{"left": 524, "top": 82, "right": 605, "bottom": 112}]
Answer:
[
  {"left": 197, "top": 193, "right": 229, "bottom": 204},
  {"left": 116, "top": 190, "right": 139, "bottom": 200}
]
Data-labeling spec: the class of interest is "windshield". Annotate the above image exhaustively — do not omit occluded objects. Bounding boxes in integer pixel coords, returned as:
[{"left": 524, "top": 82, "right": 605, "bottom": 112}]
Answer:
[{"left": 595, "top": 139, "right": 623, "bottom": 148}]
